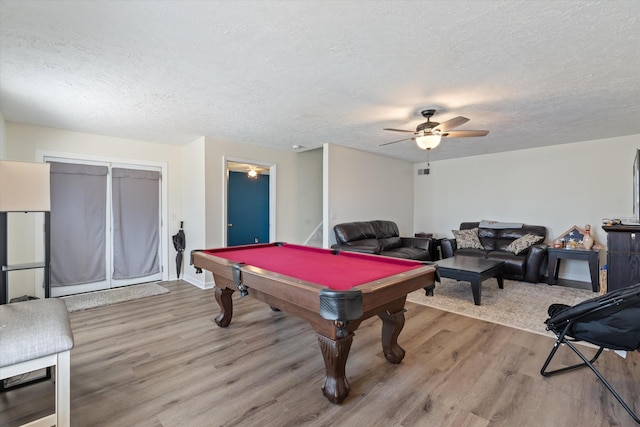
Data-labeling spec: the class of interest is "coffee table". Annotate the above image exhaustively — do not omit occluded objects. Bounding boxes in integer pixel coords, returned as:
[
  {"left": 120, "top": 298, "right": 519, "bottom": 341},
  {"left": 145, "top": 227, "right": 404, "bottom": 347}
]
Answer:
[{"left": 435, "top": 256, "right": 505, "bottom": 305}]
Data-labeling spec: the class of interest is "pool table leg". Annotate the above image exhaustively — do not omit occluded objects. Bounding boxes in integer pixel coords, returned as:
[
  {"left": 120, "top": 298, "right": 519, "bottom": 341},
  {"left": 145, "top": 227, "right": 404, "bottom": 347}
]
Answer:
[
  {"left": 379, "top": 308, "right": 407, "bottom": 363},
  {"left": 214, "top": 286, "right": 235, "bottom": 327},
  {"left": 316, "top": 332, "right": 354, "bottom": 404}
]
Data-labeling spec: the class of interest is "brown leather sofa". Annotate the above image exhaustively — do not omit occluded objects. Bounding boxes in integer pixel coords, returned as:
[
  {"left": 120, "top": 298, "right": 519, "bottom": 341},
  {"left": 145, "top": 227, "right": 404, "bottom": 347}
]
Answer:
[
  {"left": 331, "top": 220, "right": 433, "bottom": 261},
  {"left": 441, "top": 221, "right": 548, "bottom": 283}
]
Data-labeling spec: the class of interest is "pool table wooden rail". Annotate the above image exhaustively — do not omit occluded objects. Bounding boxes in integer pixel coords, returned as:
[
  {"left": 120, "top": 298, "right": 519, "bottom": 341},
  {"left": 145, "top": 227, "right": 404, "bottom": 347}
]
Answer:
[
  {"left": 190, "top": 247, "right": 436, "bottom": 404},
  {"left": 191, "top": 249, "right": 433, "bottom": 334}
]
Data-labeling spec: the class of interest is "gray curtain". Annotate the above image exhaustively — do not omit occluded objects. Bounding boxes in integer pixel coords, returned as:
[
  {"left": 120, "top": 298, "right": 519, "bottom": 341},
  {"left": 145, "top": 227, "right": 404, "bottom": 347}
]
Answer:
[
  {"left": 112, "top": 168, "right": 160, "bottom": 280},
  {"left": 50, "top": 162, "right": 108, "bottom": 287}
]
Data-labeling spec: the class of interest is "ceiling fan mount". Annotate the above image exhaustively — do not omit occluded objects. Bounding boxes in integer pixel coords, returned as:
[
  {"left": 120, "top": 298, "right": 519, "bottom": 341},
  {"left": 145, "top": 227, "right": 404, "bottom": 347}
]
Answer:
[
  {"left": 416, "top": 109, "right": 439, "bottom": 132},
  {"left": 420, "top": 109, "right": 436, "bottom": 118},
  {"left": 381, "top": 109, "right": 489, "bottom": 149}
]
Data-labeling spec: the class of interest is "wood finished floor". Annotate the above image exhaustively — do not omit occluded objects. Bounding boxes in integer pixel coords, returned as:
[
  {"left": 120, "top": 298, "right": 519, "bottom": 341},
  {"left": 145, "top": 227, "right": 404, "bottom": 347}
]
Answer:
[{"left": 1, "top": 280, "right": 639, "bottom": 427}]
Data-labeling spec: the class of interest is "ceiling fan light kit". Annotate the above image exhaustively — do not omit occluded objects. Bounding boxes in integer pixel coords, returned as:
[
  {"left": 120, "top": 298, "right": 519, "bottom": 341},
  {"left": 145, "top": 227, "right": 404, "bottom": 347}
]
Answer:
[
  {"left": 415, "top": 134, "right": 441, "bottom": 150},
  {"left": 382, "top": 109, "right": 489, "bottom": 151}
]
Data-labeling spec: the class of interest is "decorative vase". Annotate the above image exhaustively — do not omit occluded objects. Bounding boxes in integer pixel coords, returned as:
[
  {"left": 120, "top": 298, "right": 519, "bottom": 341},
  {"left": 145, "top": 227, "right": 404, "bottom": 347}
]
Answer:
[{"left": 583, "top": 225, "right": 594, "bottom": 250}]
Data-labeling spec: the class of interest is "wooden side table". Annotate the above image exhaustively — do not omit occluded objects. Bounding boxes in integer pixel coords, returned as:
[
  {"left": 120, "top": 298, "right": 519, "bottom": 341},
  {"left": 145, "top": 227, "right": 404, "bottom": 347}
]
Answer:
[{"left": 546, "top": 247, "right": 600, "bottom": 292}]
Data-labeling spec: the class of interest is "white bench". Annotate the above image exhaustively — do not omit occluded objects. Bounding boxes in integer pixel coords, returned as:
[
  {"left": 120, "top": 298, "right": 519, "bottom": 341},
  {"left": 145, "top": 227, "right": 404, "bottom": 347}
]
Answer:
[{"left": 0, "top": 298, "right": 74, "bottom": 427}]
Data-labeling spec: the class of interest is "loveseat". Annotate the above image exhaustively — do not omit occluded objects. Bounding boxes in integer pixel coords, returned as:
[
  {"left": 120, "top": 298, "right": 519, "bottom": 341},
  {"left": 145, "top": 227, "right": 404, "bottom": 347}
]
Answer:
[
  {"left": 332, "top": 220, "right": 433, "bottom": 261},
  {"left": 440, "top": 221, "right": 548, "bottom": 283}
]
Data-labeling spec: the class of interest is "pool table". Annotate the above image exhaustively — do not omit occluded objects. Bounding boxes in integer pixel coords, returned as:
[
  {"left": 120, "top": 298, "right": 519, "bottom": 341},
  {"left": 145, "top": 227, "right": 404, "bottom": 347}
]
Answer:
[{"left": 191, "top": 242, "right": 436, "bottom": 404}]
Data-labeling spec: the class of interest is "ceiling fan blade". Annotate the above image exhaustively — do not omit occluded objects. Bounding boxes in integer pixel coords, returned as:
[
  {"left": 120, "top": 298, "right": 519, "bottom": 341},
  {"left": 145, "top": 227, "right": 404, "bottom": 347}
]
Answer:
[
  {"left": 383, "top": 128, "right": 416, "bottom": 133},
  {"left": 433, "top": 116, "right": 469, "bottom": 132},
  {"left": 442, "top": 130, "right": 490, "bottom": 138},
  {"left": 380, "top": 136, "right": 415, "bottom": 146}
]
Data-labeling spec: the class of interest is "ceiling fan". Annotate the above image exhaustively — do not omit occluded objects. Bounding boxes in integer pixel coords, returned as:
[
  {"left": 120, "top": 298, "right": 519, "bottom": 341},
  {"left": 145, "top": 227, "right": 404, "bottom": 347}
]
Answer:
[{"left": 381, "top": 109, "right": 489, "bottom": 150}]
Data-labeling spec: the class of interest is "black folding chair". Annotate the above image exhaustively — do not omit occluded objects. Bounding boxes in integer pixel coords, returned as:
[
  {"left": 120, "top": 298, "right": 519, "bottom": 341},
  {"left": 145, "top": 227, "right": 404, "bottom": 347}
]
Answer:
[{"left": 540, "top": 283, "right": 640, "bottom": 424}]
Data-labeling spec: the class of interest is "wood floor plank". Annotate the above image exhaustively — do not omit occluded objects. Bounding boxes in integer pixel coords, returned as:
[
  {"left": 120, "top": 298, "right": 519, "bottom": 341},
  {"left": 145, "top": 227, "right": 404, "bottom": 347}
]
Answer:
[{"left": 1, "top": 280, "right": 639, "bottom": 426}]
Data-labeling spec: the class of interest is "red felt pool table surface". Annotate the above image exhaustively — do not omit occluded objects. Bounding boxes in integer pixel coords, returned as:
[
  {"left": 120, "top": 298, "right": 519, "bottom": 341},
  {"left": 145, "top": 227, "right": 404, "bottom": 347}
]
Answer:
[{"left": 201, "top": 242, "right": 424, "bottom": 291}]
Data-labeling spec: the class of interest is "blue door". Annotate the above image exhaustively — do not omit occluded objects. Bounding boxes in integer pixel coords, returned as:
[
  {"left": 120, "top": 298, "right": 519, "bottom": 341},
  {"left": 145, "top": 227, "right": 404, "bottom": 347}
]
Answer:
[{"left": 227, "top": 171, "right": 269, "bottom": 246}]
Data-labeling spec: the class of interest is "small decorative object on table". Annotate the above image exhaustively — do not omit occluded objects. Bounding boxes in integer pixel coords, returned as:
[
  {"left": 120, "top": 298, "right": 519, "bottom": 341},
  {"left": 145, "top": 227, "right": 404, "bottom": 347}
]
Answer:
[
  {"left": 582, "top": 224, "right": 594, "bottom": 250},
  {"left": 552, "top": 225, "right": 604, "bottom": 250}
]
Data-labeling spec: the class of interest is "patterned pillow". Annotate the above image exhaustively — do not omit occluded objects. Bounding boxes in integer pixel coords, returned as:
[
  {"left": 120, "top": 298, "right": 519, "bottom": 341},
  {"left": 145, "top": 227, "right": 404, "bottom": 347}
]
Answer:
[
  {"left": 452, "top": 228, "right": 483, "bottom": 249},
  {"left": 506, "top": 234, "right": 543, "bottom": 255}
]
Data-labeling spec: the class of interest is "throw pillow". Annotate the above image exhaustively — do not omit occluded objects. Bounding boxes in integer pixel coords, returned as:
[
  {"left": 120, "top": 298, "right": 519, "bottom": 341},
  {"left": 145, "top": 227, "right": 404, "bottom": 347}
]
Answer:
[
  {"left": 506, "top": 233, "right": 543, "bottom": 255},
  {"left": 452, "top": 228, "right": 483, "bottom": 249}
]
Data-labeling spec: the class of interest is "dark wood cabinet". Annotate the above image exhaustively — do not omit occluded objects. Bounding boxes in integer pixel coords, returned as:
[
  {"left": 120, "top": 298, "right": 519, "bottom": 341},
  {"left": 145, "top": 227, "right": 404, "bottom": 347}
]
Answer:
[{"left": 603, "top": 225, "right": 640, "bottom": 292}]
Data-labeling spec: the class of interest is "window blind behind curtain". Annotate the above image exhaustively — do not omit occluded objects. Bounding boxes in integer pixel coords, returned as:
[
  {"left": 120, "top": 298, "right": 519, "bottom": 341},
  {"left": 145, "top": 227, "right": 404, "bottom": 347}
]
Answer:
[
  {"left": 49, "top": 162, "right": 108, "bottom": 287},
  {"left": 111, "top": 168, "right": 161, "bottom": 280}
]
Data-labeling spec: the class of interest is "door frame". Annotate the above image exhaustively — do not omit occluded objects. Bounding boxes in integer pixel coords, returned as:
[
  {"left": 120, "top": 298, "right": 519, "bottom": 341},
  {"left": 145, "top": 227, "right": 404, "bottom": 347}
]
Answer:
[
  {"left": 35, "top": 150, "right": 169, "bottom": 296},
  {"left": 222, "top": 156, "right": 276, "bottom": 246}
]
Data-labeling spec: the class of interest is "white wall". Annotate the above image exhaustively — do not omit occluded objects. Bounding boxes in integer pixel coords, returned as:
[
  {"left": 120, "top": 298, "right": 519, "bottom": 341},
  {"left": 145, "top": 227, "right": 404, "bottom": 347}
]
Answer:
[
  {"left": 324, "top": 144, "right": 414, "bottom": 246},
  {"left": 296, "top": 148, "right": 323, "bottom": 243},
  {"left": 7, "top": 120, "right": 636, "bottom": 291},
  {"left": 4, "top": 122, "right": 184, "bottom": 298},
  {"left": 180, "top": 136, "right": 207, "bottom": 287},
  {"left": 203, "top": 137, "right": 301, "bottom": 248},
  {"left": 414, "top": 134, "right": 640, "bottom": 282},
  {"left": 3, "top": 122, "right": 323, "bottom": 294},
  {"left": 0, "top": 112, "right": 5, "bottom": 159},
  {"left": 186, "top": 136, "right": 308, "bottom": 289}
]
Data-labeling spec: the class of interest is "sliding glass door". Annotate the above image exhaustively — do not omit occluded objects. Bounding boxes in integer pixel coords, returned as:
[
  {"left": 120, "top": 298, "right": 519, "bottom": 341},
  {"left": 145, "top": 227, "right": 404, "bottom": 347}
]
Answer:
[
  {"left": 48, "top": 160, "right": 162, "bottom": 296},
  {"left": 111, "top": 167, "right": 161, "bottom": 287},
  {"left": 49, "top": 162, "right": 108, "bottom": 293}
]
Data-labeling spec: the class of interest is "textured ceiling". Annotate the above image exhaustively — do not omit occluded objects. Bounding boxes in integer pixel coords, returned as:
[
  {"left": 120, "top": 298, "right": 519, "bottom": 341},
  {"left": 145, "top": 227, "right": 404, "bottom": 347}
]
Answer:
[{"left": 1, "top": 0, "right": 639, "bottom": 163}]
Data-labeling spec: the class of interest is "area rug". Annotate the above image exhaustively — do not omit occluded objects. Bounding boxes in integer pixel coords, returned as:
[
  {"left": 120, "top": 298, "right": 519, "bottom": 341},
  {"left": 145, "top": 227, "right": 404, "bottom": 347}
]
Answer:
[
  {"left": 62, "top": 282, "right": 169, "bottom": 312},
  {"left": 407, "top": 278, "right": 596, "bottom": 337}
]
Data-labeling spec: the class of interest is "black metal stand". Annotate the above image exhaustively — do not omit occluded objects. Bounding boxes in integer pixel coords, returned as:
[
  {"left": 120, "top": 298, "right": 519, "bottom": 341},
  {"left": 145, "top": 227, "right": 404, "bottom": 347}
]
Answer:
[
  {"left": 1, "top": 211, "right": 52, "bottom": 392},
  {"left": 1, "top": 212, "right": 50, "bottom": 304}
]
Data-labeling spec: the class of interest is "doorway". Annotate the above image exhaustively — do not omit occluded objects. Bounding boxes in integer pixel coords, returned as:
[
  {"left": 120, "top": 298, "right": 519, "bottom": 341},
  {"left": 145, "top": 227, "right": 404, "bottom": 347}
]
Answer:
[
  {"left": 40, "top": 155, "right": 167, "bottom": 297},
  {"left": 224, "top": 158, "right": 275, "bottom": 246}
]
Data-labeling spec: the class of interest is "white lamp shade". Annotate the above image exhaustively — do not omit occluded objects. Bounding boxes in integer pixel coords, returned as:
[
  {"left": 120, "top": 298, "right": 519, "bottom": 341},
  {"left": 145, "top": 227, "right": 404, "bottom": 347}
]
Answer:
[
  {"left": 0, "top": 160, "right": 51, "bottom": 212},
  {"left": 415, "top": 135, "right": 442, "bottom": 150}
]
